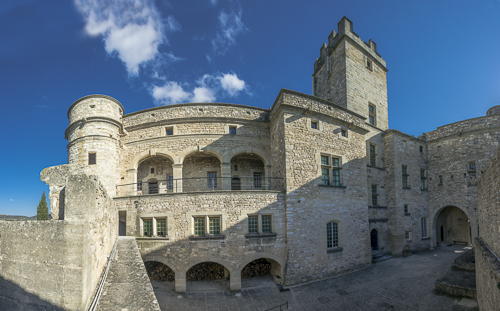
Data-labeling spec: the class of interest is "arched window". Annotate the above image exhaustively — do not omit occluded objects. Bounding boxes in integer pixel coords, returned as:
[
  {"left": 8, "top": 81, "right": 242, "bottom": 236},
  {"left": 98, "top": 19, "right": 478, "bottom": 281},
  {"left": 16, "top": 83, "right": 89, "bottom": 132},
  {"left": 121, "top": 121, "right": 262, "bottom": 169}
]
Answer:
[{"left": 327, "top": 222, "right": 339, "bottom": 248}]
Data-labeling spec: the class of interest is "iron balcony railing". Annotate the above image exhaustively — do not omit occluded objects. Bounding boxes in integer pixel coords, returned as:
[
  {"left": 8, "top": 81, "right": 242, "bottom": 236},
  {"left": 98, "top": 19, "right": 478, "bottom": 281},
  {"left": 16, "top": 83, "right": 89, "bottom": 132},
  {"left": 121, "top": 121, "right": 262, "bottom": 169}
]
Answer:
[{"left": 116, "top": 176, "right": 283, "bottom": 196}]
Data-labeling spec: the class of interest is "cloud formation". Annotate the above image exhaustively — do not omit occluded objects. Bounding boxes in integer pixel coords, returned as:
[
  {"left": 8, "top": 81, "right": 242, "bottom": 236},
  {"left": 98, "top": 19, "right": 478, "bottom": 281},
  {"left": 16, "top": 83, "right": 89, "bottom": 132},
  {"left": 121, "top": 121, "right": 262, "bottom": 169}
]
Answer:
[
  {"left": 211, "top": 8, "right": 247, "bottom": 55},
  {"left": 75, "top": 0, "right": 178, "bottom": 75},
  {"left": 152, "top": 72, "right": 246, "bottom": 105}
]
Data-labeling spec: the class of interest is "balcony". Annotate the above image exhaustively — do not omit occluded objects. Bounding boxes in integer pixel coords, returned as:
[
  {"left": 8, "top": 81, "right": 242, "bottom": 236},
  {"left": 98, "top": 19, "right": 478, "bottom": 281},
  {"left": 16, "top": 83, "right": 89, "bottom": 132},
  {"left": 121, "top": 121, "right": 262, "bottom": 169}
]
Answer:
[{"left": 116, "top": 176, "right": 283, "bottom": 197}]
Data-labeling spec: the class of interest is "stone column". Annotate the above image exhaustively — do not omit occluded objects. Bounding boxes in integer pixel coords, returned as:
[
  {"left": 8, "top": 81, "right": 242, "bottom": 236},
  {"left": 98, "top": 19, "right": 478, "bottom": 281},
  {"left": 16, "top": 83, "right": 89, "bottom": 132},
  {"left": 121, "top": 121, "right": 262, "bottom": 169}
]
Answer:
[
  {"left": 229, "top": 272, "right": 241, "bottom": 292},
  {"left": 175, "top": 273, "right": 186, "bottom": 293},
  {"left": 173, "top": 164, "right": 183, "bottom": 193},
  {"left": 221, "top": 162, "right": 232, "bottom": 191},
  {"left": 126, "top": 168, "right": 137, "bottom": 196}
]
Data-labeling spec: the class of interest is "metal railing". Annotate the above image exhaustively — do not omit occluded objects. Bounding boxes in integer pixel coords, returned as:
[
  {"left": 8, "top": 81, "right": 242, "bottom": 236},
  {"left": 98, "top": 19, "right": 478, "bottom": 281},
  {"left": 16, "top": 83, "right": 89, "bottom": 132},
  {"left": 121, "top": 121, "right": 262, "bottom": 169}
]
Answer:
[
  {"left": 265, "top": 301, "right": 288, "bottom": 311},
  {"left": 116, "top": 176, "right": 283, "bottom": 196}
]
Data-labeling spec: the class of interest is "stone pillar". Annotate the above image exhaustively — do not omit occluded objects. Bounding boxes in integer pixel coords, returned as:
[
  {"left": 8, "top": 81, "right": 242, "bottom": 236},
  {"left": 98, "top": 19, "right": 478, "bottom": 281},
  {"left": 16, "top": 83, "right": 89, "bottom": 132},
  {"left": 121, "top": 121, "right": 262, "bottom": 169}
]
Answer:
[
  {"left": 173, "top": 164, "right": 183, "bottom": 193},
  {"left": 126, "top": 169, "right": 137, "bottom": 196},
  {"left": 265, "top": 165, "right": 272, "bottom": 190},
  {"left": 175, "top": 273, "right": 186, "bottom": 293},
  {"left": 229, "top": 272, "right": 241, "bottom": 292},
  {"left": 221, "top": 162, "right": 231, "bottom": 191}
]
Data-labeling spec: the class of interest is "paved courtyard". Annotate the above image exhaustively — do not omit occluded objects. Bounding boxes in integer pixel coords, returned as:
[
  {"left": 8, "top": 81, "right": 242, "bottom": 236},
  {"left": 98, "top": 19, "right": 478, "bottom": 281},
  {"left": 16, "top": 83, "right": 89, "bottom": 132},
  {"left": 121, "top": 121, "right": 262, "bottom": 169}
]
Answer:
[{"left": 152, "top": 245, "right": 479, "bottom": 311}]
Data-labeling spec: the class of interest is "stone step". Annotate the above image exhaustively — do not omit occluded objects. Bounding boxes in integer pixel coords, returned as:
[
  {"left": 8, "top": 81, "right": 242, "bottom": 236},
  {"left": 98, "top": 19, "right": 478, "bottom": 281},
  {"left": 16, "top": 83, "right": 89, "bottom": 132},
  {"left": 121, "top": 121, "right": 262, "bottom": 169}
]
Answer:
[
  {"left": 373, "top": 252, "right": 384, "bottom": 259},
  {"left": 372, "top": 255, "right": 393, "bottom": 263}
]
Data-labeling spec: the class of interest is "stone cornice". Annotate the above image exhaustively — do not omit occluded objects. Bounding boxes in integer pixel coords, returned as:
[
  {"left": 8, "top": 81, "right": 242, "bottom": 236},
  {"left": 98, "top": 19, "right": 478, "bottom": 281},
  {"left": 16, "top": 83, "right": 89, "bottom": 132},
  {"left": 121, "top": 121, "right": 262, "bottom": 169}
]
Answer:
[
  {"left": 123, "top": 133, "right": 270, "bottom": 147},
  {"left": 65, "top": 116, "right": 124, "bottom": 140}
]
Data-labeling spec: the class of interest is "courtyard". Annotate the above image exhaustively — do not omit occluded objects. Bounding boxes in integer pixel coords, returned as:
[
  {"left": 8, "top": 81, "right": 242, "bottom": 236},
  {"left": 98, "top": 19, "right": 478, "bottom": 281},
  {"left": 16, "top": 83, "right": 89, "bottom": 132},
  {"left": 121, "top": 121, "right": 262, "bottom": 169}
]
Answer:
[{"left": 152, "top": 245, "right": 478, "bottom": 311}]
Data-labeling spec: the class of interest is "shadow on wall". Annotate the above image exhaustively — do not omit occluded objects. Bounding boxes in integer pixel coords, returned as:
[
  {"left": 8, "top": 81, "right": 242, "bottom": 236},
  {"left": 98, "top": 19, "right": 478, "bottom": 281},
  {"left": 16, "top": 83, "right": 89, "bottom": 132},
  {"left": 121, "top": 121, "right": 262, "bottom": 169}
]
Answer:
[{"left": 0, "top": 276, "right": 64, "bottom": 311}]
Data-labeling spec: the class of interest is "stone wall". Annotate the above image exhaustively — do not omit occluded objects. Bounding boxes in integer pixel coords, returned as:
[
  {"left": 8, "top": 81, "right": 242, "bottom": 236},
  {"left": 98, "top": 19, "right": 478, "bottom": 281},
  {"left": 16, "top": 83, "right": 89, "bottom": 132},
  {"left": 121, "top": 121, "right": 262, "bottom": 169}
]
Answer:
[
  {"left": 114, "top": 191, "right": 286, "bottom": 284},
  {"left": 475, "top": 146, "right": 500, "bottom": 310},
  {"left": 383, "top": 130, "right": 430, "bottom": 255},
  {"left": 0, "top": 173, "right": 117, "bottom": 310},
  {"left": 272, "top": 92, "right": 371, "bottom": 284}
]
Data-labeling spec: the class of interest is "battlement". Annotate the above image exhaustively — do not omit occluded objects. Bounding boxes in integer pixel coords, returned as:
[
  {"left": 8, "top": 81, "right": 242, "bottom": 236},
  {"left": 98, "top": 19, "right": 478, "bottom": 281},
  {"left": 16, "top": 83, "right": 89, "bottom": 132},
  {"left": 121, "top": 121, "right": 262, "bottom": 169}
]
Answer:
[{"left": 314, "top": 16, "right": 386, "bottom": 73}]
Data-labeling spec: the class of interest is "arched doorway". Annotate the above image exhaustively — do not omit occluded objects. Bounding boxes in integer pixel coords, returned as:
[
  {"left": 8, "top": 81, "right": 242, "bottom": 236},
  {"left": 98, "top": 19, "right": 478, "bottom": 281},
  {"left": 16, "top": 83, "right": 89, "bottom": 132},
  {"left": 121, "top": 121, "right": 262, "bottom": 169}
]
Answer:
[
  {"left": 136, "top": 155, "right": 174, "bottom": 195},
  {"left": 186, "top": 262, "right": 229, "bottom": 291},
  {"left": 241, "top": 258, "right": 282, "bottom": 288},
  {"left": 231, "top": 177, "right": 241, "bottom": 190},
  {"left": 371, "top": 229, "right": 378, "bottom": 250},
  {"left": 435, "top": 206, "right": 471, "bottom": 246},
  {"left": 144, "top": 261, "right": 175, "bottom": 291},
  {"left": 182, "top": 152, "right": 222, "bottom": 192},
  {"left": 230, "top": 153, "right": 266, "bottom": 190}
]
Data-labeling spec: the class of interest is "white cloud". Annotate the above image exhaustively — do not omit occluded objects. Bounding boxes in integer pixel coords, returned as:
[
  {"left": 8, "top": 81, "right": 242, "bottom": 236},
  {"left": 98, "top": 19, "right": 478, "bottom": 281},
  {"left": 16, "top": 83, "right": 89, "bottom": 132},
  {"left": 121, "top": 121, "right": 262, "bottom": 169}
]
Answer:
[
  {"left": 151, "top": 72, "right": 247, "bottom": 105},
  {"left": 74, "top": 0, "right": 176, "bottom": 76},
  {"left": 152, "top": 82, "right": 190, "bottom": 105},
  {"left": 211, "top": 8, "right": 247, "bottom": 55},
  {"left": 218, "top": 73, "right": 245, "bottom": 96}
]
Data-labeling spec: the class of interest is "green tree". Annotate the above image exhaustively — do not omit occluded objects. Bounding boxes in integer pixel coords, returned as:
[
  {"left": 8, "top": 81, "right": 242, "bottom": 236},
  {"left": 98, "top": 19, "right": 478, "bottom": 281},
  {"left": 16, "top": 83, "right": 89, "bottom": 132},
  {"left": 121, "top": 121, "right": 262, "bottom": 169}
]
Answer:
[{"left": 37, "top": 191, "right": 49, "bottom": 220}]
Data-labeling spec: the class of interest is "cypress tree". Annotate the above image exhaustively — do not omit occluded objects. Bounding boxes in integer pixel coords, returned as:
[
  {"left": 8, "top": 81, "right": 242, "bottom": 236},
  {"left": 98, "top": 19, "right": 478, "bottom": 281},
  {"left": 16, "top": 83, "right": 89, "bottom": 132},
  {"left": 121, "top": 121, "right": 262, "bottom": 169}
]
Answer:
[{"left": 37, "top": 191, "right": 49, "bottom": 221}]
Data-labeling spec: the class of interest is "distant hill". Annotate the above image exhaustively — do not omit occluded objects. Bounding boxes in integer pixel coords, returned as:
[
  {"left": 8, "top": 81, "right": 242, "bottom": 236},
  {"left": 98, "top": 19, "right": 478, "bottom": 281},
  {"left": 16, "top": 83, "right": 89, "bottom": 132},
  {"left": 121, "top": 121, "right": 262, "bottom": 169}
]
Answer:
[{"left": 0, "top": 214, "right": 38, "bottom": 221}]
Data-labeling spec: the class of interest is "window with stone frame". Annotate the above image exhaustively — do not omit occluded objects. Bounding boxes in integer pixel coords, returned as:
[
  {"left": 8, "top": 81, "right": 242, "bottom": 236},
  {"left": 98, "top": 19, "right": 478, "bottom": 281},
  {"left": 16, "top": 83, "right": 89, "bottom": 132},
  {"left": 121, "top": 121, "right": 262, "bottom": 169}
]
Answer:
[
  {"left": 438, "top": 175, "right": 443, "bottom": 185},
  {"left": 194, "top": 217, "right": 205, "bottom": 236},
  {"left": 157, "top": 219, "right": 167, "bottom": 237},
  {"left": 369, "top": 144, "right": 376, "bottom": 166},
  {"left": 468, "top": 161, "right": 477, "bottom": 185},
  {"left": 88, "top": 152, "right": 96, "bottom": 165},
  {"left": 311, "top": 120, "right": 319, "bottom": 129},
  {"left": 421, "top": 218, "right": 428, "bottom": 238},
  {"left": 165, "top": 127, "right": 173, "bottom": 136},
  {"left": 229, "top": 126, "right": 237, "bottom": 135},
  {"left": 320, "top": 154, "right": 341, "bottom": 186},
  {"left": 247, "top": 215, "right": 272, "bottom": 234},
  {"left": 139, "top": 217, "right": 170, "bottom": 238},
  {"left": 371, "top": 184, "right": 378, "bottom": 206},
  {"left": 402, "top": 165, "right": 409, "bottom": 188},
  {"left": 327, "top": 222, "right": 339, "bottom": 248},
  {"left": 368, "top": 104, "right": 376, "bottom": 126},
  {"left": 341, "top": 129, "right": 347, "bottom": 137},
  {"left": 253, "top": 173, "right": 263, "bottom": 189},
  {"left": 473, "top": 138, "right": 478, "bottom": 145},
  {"left": 209, "top": 217, "right": 220, "bottom": 235},
  {"left": 167, "top": 174, "right": 174, "bottom": 190},
  {"left": 366, "top": 58, "right": 373, "bottom": 71},
  {"left": 405, "top": 231, "right": 411, "bottom": 241},
  {"left": 404, "top": 204, "right": 409, "bottom": 215},
  {"left": 420, "top": 169, "right": 427, "bottom": 190},
  {"left": 193, "top": 216, "right": 222, "bottom": 236}
]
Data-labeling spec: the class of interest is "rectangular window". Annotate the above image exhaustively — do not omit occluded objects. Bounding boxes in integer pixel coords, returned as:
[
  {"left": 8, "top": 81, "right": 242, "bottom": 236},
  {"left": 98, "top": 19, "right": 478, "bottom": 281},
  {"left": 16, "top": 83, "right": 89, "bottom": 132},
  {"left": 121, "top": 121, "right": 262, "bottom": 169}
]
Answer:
[
  {"left": 137, "top": 182, "right": 143, "bottom": 191},
  {"left": 468, "top": 162, "right": 476, "bottom": 171},
  {"left": 208, "top": 172, "right": 217, "bottom": 188},
  {"left": 402, "top": 165, "right": 409, "bottom": 188},
  {"left": 439, "top": 175, "right": 443, "bottom": 185},
  {"left": 369, "top": 144, "right": 376, "bottom": 166},
  {"left": 366, "top": 59, "right": 373, "bottom": 70},
  {"left": 209, "top": 217, "right": 220, "bottom": 235},
  {"left": 88, "top": 152, "right": 96, "bottom": 165},
  {"left": 148, "top": 181, "right": 158, "bottom": 194},
  {"left": 248, "top": 216, "right": 258, "bottom": 234},
  {"left": 229, "top": 126, "right": 237, "bottom": 135},
  {"left": 420, "top": 169, "right": 427, "bottom": 190},
  {"left": 327, "top": 222, "right": 339, "bottom": 248},
  {"left": 473, "top": 138, "right": 478, "bottom": 144},
  {"left": 405, "top": 231, "right": 411, "bottom": 241},
  {"left": 166, "top": 127, "right": 173, "bottom": 136},
  {"left": 404, "top": 204, "right": 409, "bottom": 214},
  {"left": 262, "top": 215, "right": 272, "bottom": 233},
  {"left": 419, "top": 145, "right": 423, "bottom": 153},
  {"left": 332, "top": 157, "right": 340, "bottom": 186},
  {"left": 371, "top": 184, "right": 378, "bottom": 206},
  {"left": 311, "top": 121, "right": 318, "bottom": 129},
  {"left": 403, "top": 140, "right": 407, "bottom": 148},
  {"left": 421, "top": 218, "right": 428, "bottom": 238},
  {"left": 157, "top": 219, "right": 167, "bottom": 237},
  {"left": 151, "top": 167, "right": 155, "bottom": 174},
  {"left": 341, "top": 129, "right": 347, "bottom": 137},
  {"left": 194, "top": 218, "right": 205, "bottom": 236},
  {"left": 321, "top": 168, "right": 330, "bottom": 186},
  {"left": 368, "top": 104, "right": 376, "bottom": 126},
  {"left": 253, "top": 173, "right": 262, "bottom": 189},
  {"left": 321, "top": 156, "right": 329, "bottom": 165},
  {"left": 167, "top": 174, "right": 174, "bottom": 190},
  {"left": 143, "top": 219, "right": 153, "bottom": 237},
  {"left": 234, "top": 165, "right": 238, "bottom": 171}
]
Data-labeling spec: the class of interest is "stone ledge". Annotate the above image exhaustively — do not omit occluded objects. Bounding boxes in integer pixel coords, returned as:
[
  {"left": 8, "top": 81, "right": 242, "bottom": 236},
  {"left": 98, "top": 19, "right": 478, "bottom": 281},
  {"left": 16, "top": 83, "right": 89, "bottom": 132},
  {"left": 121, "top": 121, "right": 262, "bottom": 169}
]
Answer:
[
  {"left": 366, "top": 165, "right": 385, "bottom": 171},
  {"left": 188, "top": 235, "right": 226, "bottom": 241},
  {"left": 327, "top": 247, "right": 343, "bottom": 253},
  {"left": 368, "top": 205, "right": 387, "bottom": 209},
  {"left": 244, "top": 233, "right": 277, "bottom": 239},
  {"left": 136, "top": 237, "right": 170, "bottom": 241},
  {"left": 318, "top": 184, "right": 347, "bottom": 189}
]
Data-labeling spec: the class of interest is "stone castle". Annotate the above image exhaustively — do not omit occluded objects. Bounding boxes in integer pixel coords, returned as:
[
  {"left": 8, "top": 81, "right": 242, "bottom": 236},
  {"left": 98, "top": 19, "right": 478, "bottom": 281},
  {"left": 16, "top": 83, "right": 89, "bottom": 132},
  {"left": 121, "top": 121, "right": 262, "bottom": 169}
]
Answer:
[{"left": 1, "top": 17, "right": 499, "bottom": 310}]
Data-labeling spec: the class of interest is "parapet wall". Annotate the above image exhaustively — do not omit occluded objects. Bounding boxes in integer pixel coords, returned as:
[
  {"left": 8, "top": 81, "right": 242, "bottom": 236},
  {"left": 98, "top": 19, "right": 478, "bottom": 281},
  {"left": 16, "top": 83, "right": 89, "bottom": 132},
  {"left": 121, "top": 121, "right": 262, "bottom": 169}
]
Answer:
[
  {"left": 426, "top": 115, "right": 500, "bottom": 141},
  {"left": 0, "top": 174, "right": 117, "bottom": 310}
]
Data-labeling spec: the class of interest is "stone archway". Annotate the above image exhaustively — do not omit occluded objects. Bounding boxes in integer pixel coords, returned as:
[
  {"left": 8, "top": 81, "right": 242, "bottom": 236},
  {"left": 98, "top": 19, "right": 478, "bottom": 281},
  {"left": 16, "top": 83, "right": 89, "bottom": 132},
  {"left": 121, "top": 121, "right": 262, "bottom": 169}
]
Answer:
[{"left": 435, "top": 206, "right": 471, "bottom": 246}]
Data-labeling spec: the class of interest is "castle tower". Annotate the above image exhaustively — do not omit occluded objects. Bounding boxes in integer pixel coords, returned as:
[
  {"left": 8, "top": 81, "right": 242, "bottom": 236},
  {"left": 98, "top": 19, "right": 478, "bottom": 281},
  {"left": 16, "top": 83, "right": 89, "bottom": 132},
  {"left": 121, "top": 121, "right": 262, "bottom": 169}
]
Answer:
[
  {"left": 312, "top": 17, "right": 388, "bottom": 131},
  {"left": 65, "top": 95, "right": 124, "bottom": 196}
]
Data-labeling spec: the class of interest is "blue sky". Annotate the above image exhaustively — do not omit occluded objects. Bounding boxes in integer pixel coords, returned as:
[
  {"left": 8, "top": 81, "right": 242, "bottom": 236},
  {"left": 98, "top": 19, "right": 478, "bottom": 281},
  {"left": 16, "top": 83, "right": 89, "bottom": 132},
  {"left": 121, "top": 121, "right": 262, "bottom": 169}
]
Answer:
[{"left": 1, "top": 0, "right": 499, "bottom": 216}]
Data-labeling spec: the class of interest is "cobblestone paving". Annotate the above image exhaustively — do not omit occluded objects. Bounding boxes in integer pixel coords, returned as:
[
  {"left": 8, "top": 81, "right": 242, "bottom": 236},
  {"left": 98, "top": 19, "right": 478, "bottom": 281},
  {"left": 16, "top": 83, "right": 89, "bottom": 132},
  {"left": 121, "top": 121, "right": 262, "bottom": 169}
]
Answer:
[{"left": 153, "top": 245, "right": 479, "bottom": 311}]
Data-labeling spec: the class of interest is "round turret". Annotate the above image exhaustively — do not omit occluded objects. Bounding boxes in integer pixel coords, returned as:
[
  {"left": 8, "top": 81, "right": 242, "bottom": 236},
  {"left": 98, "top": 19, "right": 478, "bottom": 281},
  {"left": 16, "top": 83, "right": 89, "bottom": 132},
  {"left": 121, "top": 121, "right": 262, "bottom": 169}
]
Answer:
[
  {"left": 486, "top": 105, "right": 500, "bottom": 116},
  {"left": 66, "top": 95, "right": 124, "bottom": 196}
]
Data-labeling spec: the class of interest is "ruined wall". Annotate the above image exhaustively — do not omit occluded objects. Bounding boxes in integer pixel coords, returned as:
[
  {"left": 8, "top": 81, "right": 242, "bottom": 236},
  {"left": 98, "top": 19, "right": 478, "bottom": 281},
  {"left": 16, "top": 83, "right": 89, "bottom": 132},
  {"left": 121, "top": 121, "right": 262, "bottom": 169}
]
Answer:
[
  {"left": 475, "top": 146, "right": 500, "bottom": 311},
  {"left": 383, "top": 131, "right": 430, "bottom": 255},
  {"left": 272, "top": 91, "right": 371, "bottom": 284},
  {"left": 0, "top": 174, "right": 117, "bottom": 310}
]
